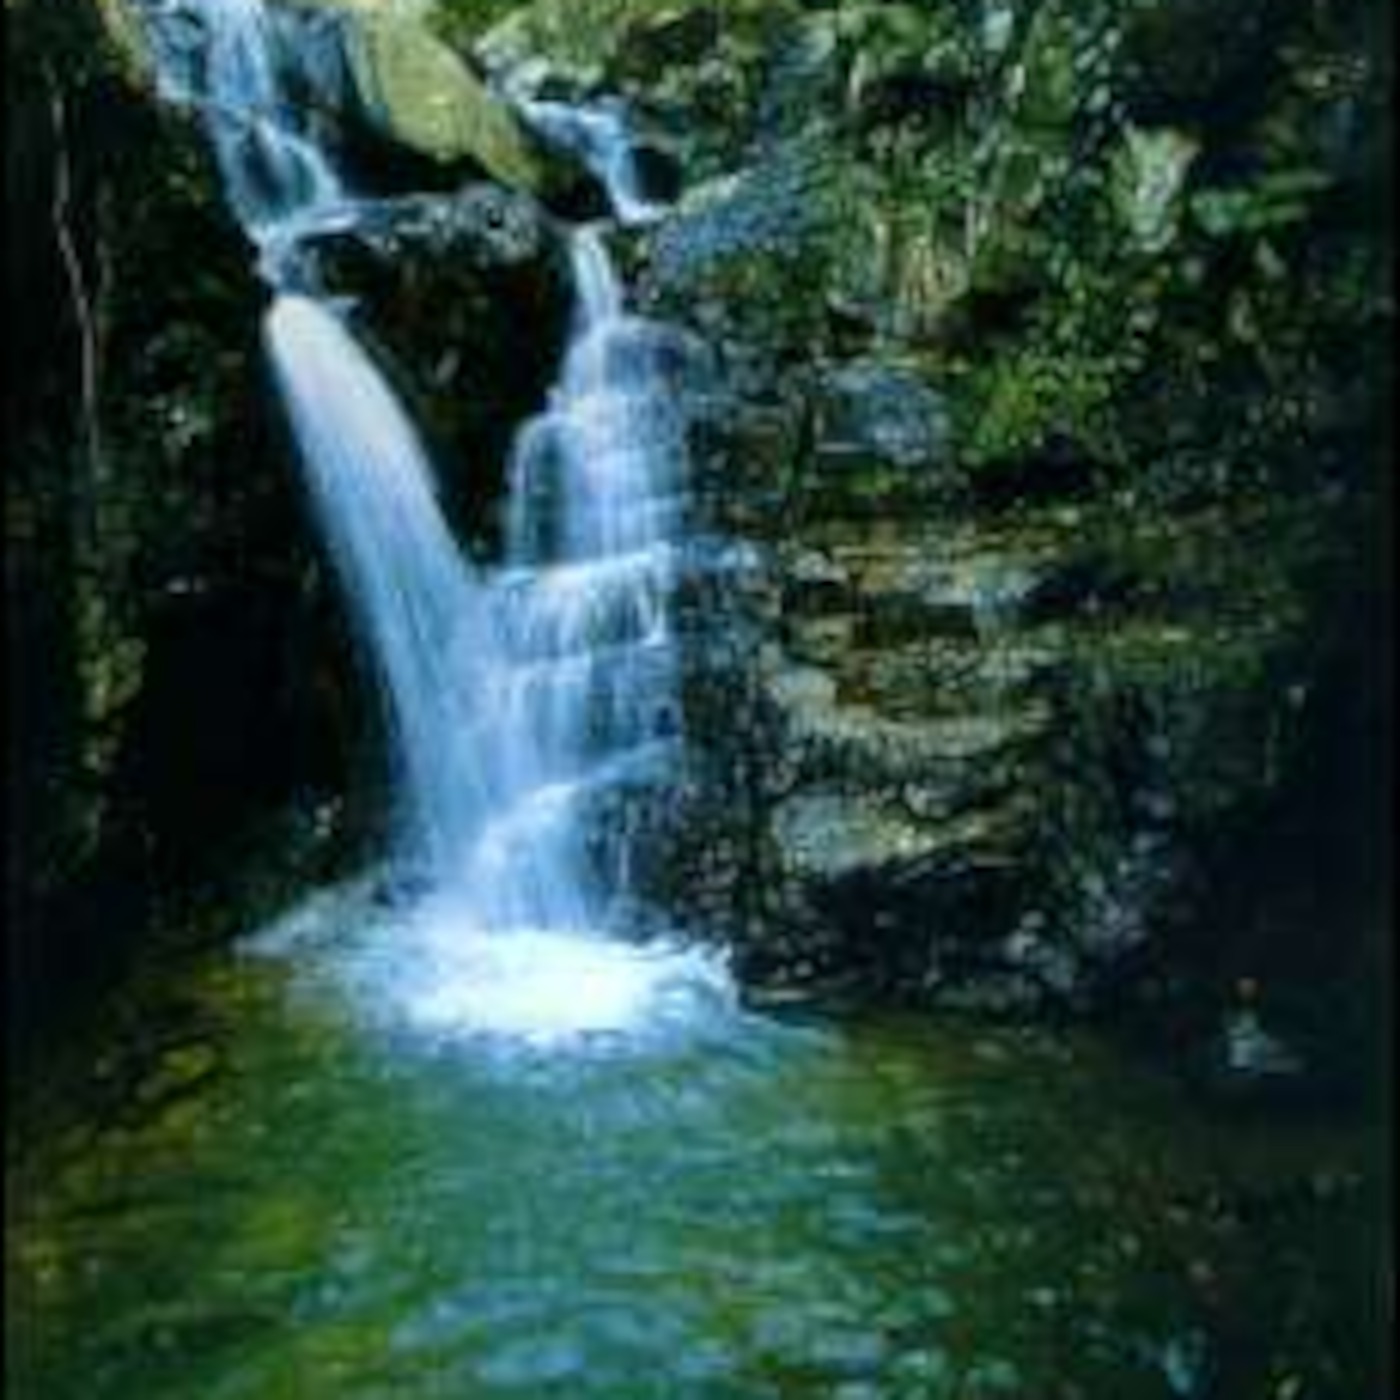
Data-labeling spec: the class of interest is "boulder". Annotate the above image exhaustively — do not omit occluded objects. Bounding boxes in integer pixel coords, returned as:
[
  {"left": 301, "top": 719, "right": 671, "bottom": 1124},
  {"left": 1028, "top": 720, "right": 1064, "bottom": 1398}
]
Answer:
[{"left": 341, "top": 10, "right": 567, "bottom": 195}]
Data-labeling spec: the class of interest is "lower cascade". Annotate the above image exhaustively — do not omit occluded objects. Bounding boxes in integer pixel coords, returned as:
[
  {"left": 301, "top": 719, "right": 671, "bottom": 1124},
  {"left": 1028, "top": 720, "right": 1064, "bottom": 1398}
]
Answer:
[
  {"left": 263, "top": 235, "right": 732, "bottom": 1046},
  {"left": 143, "top": 0, "right": 731, "bottom": 1045}
]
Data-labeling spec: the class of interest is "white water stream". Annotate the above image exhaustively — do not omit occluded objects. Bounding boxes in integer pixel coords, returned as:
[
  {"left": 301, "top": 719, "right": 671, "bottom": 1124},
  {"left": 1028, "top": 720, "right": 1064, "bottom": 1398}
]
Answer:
[{"left": 135, "top": 0, "right": 731, "bottom": 1044}]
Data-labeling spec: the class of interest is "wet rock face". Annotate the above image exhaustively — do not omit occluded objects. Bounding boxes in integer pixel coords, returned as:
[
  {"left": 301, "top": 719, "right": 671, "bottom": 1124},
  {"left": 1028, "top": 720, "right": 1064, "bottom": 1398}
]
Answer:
[
  {"left": 643, "top": 145, "right": 867, "bottom": 369},
  {"left": 606, "top": 0, "right": 1389, "bottom": 1012},
  {"left": 290, "top": 183, "right": 573, "bottom": 539},
  {"left": 8, "top": 0, "right": 363, "bottom": 1047},
  {"left": 812, "top": 362, "right": 950, "bottom": 471},
  {"left": 316, "top": 181, "right": 556, "bottom": 267}
]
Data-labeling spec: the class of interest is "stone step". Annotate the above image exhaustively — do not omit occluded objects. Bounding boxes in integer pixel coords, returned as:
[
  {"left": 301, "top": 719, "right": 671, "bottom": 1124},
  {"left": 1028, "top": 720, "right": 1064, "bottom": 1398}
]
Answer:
[
  {"left": 772, "top": 789, "right": 1034, "bottom": 886},
  {"left": 776, "top": 527, "right": 1141, "bottom": 648},
  {"left": 764, "top": 659, "right": 1051, "bottom": 795},
  {"left": 819, "top": 637, "right": 1067, "bottom": 721}
]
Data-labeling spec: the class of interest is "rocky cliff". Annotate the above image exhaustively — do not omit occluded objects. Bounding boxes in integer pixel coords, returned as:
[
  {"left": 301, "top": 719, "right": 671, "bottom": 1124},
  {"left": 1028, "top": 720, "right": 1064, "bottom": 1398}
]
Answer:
[
  {"left": 476, "top": 0, "right": 1391, "bottom": 1044},
  {"left": 8, "top": 0, "right": 325, "bottom": 1046},
  {"left": 7, "top": 0, "right": 1391, "bottom": 1064}
]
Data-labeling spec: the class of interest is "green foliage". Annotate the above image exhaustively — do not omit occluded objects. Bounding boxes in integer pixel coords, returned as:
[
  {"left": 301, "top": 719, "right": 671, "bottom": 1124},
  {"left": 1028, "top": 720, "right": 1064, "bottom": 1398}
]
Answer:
[
  {"left": 1190, "top": 169, "right": 1332, "bottom": 238},
  {"left": 429, "top": 0, "right": 530, "bottom": 49},
  {"left": 957, "top": 342, "right": 1124, "bottom": 469},
  {"left": 876, "top": 0, "right": 1389, "bottom": 499}
]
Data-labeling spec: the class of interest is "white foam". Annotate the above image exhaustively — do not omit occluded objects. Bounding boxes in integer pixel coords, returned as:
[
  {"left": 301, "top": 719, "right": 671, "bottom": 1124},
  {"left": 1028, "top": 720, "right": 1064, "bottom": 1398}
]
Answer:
[{"left": 248, "top": 882, "right": 736, "bottom": 1052}]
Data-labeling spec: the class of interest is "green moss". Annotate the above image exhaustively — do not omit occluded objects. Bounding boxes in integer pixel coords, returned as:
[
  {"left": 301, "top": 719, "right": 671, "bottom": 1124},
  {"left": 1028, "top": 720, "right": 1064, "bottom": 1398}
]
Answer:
[
  {"left": 956, "top": 342, "right": 1125, "bottom": 469},
  {"left": 346, "top": 11, "right": 554, "bottom": 185},
  {"left": 480, "top": 0, "right": 789, "bottom": 75}
]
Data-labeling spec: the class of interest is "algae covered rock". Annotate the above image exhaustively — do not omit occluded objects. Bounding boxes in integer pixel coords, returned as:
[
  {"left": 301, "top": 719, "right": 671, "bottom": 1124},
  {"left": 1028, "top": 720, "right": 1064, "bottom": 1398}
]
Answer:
[{"left": 342, "top": 9, "right": 563, "bottom": 192}]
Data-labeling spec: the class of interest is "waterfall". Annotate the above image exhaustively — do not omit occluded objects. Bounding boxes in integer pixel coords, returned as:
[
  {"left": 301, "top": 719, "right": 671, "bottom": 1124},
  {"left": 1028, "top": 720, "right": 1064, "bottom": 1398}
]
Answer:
[
  {"left": 135, "top": 0, "right": 349, "bottom": 278},
  {"left": 517, "top": 99, "right": 665, "bottom": 226},
  {"left": 264, "top": 295, "right": 487, "bottom": 874},
  {"left": 148, "top": 0, "right": 342, "bottom": 230},
  {"left": 136, "top": 0, "right": 731, "bottom": 1041},
  {"left": 472, "top": 226, "right": 690, "bottom": 933}
]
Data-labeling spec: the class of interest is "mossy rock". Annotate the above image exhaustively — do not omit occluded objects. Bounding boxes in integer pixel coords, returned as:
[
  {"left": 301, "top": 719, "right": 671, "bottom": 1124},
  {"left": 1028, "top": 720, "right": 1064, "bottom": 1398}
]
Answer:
[
  {"left": 343, "top": 10, "right": 558, "bottom": 190},
  {"left": 476, "top": 0, "right": 798, "bottom": 163},
  {"left": 644, "top": 142, "right": 870, "bottom": 364}
]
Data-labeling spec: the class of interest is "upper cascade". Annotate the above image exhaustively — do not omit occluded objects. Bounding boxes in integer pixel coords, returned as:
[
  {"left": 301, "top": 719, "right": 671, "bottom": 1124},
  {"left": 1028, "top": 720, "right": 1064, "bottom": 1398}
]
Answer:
[
  {"left": 133, "top": 0, "right": 345, "bottom": 259},
  {"left": 516, "top": 98, "right": 664, "bottom": 226}
]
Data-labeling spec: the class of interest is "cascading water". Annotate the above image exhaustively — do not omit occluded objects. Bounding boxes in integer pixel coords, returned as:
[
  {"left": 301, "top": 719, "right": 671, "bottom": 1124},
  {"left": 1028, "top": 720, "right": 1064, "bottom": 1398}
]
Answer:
[
  {"left": 263, "top": 295, "right": 488, "bottom": 874},
  {"left": 138, "top": 0, "right": 346, "bottom": 270},
  {"left": 14, "top": 17, "right": 1377, "bottom": 1399},
  {"left": 135, "top": 0, "right": 731, "bottom": 1044},
  {"left": 516, "top": 99, "right": 665, "bottom": 226},
  {"left": 472, "top": 226, "right": 691, "bottom": 934}
]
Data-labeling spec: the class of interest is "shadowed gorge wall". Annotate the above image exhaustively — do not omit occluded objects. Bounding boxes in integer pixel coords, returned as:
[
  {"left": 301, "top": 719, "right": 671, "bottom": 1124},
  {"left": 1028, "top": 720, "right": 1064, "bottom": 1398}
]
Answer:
[{"left": 6, "top": 0, "right": 358, "bottom": 1050}]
